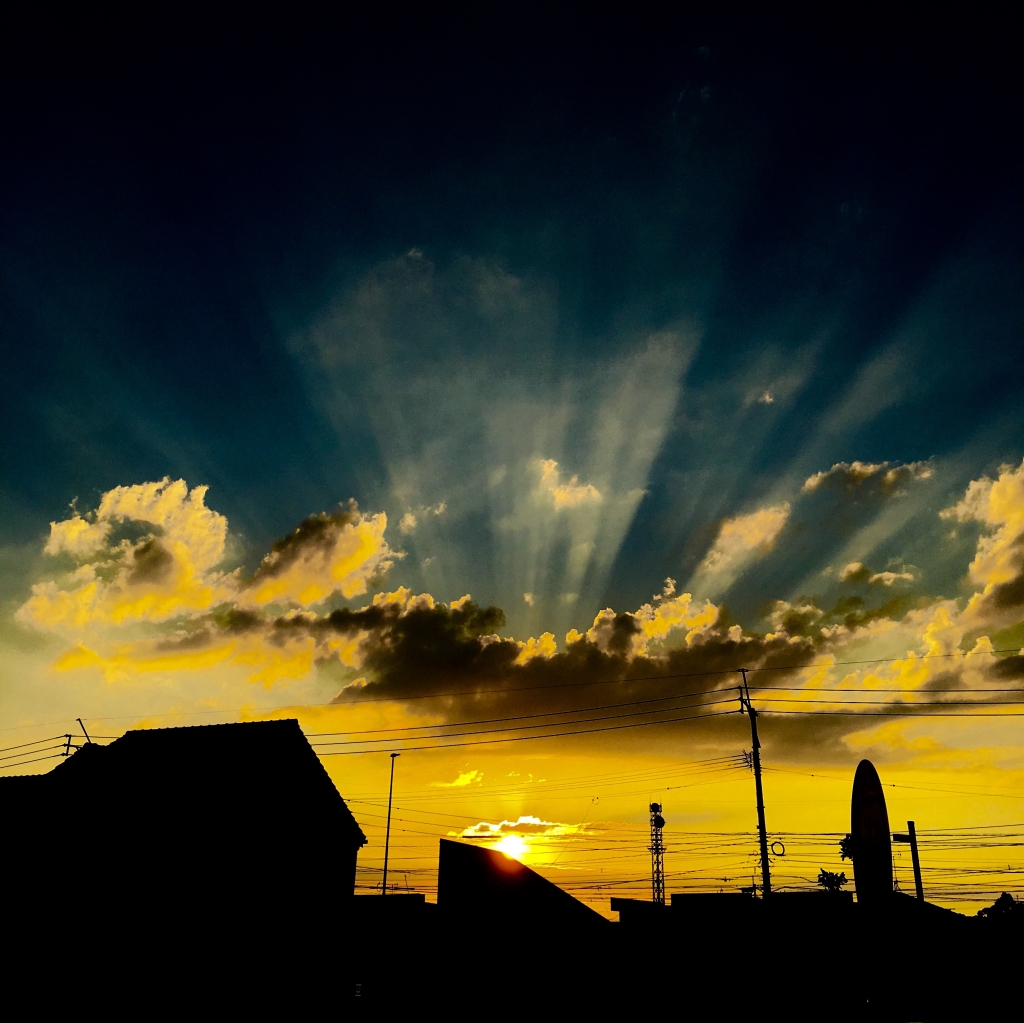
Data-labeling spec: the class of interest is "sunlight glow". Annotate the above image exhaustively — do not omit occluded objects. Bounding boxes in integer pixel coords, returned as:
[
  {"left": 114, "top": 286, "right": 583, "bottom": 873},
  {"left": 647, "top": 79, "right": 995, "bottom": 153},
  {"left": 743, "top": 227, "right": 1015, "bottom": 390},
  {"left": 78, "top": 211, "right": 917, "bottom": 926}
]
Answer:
[{"left": 493, "top": 834, "right": 528, "bottom": 861}]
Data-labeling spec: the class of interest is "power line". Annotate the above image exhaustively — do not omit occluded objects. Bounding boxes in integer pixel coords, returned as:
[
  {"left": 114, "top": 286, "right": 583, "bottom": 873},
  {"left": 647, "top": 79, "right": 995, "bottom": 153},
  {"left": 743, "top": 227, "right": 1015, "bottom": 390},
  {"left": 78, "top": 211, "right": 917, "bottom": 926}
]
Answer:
[
  {"left": 309, "top": 696, "right": 739, "bottom": 747},
  {"left": 317, "top": 707, "right": 739, "bottom": 755},
  {"left": 305, "top": 686, "right": 734, "bottom": 737},
  {"left": 0, "top": 753, "right": 66, "bottom": 771},
  {"left": 0, "top": 734, "right": 68, "bottom": 756}
]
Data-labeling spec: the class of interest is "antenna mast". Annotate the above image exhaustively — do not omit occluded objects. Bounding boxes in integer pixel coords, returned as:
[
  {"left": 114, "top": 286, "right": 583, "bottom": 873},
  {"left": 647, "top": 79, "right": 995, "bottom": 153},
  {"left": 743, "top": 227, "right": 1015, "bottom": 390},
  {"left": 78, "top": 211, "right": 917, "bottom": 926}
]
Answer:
[{"left": 649, "top": 802, "right": 666, "bottom": 905}]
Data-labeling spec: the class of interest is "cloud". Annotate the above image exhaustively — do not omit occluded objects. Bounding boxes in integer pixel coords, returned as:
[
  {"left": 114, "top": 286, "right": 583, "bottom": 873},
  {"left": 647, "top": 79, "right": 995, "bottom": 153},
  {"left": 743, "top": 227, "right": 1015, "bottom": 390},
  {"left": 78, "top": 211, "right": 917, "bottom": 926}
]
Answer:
[
  {"left": 458, "top": 815, "right": 573, "bottom": 837},
  {"left": 869, "top": 570, "right": 915, "bottom": 586},
  {"left": 944, "top": 458, "right": 1024, "bottom": 623},
  {"left": 839, "top": 561, "right": 871, "bottom": 583},
  {"left": 44, "top": 513, "right": 112, "bottom": 559},
  {"left": 432, "top": 769, "right": 483, "bottom": 788},
  {"left": 243, "top": 500, "right": 396, "bottom": 607},
  {"left": 17, "top": 478, "right": 235, "bottom": 631},
  {"left": 537, "top": 459, "right": 603, "bottom": 509},
  {"left": 839, "top": 561, "right": 914, "bottom": 586},
  {"left": 699, "top": 503, "right": 791, "bottom": 576},
  {"left": 398, "top": 502, "right": 446, "bottom": 535},
  {"left": 516, "top": 632, "right": 557, "bottom": 664},
  {"left": 802, "top": 460, "right": 933, "bottom": 495},
  {"left": 290, "top": 253, "right": 693, "bottom": 641},
  {"left": 523, "top": 592, "right": 535, "bottom": 606}
]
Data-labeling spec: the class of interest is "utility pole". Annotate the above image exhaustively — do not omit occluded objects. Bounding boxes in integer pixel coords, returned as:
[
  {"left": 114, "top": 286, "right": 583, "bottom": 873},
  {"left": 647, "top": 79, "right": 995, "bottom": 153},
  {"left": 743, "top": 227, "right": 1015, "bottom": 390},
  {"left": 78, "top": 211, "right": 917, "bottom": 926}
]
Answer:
[
  {"left": 649, "top": 803, "right": 666, "bottom": 905},
  {"left": 738, "top": 669, "right": 771, "bottom": 898},
  {"left": 381, "top": 752, "right": 400, "bottom": 896},
  {"left": 77, "top": 718, "right": 91, "bottom": 743},
  {"left": 893, "top": 820, "right": 924, "bottom": 900}
]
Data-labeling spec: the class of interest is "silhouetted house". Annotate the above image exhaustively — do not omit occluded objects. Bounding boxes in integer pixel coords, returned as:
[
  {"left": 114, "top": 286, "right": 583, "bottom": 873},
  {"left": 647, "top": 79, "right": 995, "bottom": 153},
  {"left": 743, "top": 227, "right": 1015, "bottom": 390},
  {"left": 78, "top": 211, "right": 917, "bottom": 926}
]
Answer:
[
  {"left": 1, "top": 720, "right": 365, "bottom": 933},
  {"left": 437, "top": 838, "right": 607, "bottom": 928}
]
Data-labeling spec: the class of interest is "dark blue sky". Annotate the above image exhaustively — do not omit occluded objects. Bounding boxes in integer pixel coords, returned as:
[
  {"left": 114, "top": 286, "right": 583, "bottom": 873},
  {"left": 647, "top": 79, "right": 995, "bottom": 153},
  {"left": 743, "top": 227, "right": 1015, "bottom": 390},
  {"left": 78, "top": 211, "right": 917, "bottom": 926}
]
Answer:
[{"left": 2, "top": 9, "right": 1021, "bottom": 638}]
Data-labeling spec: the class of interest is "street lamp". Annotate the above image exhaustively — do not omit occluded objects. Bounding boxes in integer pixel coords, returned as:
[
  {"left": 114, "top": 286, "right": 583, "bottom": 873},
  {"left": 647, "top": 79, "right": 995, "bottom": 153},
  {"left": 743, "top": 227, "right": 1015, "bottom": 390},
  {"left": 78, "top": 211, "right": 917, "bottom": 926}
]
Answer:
[{"left": 382, "top": 752, "right": 400, "bottom": 896}]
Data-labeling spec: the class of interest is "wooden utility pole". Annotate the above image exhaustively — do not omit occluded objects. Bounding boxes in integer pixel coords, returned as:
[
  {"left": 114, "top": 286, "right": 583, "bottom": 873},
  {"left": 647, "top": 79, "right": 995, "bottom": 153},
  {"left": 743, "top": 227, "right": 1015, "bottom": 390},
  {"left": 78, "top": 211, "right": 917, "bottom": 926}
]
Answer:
[{"left": 738, "top": 669, "right": 771, "bottom": 897}]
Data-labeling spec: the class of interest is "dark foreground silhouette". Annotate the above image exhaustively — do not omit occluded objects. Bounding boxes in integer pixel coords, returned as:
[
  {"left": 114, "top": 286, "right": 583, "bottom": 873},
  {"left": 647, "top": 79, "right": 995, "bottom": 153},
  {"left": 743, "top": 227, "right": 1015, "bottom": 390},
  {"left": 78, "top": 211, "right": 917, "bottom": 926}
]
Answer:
[{"left": 2, "top": 730, "right": 1020, "bottom": 1017}]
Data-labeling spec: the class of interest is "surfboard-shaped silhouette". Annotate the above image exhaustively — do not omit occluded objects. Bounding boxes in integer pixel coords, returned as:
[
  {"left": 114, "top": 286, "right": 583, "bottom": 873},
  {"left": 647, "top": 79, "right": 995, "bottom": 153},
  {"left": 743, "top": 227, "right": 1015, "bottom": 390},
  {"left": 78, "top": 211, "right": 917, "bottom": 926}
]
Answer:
[{"left": 851, "top": 758, "right": 893, "bottom": 904}]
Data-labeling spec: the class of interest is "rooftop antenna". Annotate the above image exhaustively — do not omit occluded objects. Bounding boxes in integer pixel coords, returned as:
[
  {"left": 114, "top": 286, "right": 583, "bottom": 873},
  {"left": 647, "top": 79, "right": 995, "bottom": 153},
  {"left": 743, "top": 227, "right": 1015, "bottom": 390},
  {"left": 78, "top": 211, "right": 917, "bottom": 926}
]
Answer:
[
  {"left": 77, "top": 718, "right": 92, "bottom": 744},
  {"left": 649, "top": 802, "right": 666, "bottom": 905},
  {"left": 737, "top": 669, "right": 771, "bottom": 897}
]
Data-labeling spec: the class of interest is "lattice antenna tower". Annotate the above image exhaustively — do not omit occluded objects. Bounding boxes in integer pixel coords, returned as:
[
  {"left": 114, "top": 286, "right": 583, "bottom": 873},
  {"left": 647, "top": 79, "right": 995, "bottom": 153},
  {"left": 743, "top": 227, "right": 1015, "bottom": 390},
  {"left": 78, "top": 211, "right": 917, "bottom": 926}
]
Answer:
[{"left": 649, "top": 802, "right": 666, "bottom": 905}]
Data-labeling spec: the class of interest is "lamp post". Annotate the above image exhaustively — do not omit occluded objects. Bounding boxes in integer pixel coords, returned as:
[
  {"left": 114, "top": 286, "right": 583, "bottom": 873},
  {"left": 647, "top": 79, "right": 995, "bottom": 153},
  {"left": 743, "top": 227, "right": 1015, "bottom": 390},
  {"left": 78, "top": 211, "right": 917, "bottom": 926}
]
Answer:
[{"left": 382, "top": 752, "right": 400, "bottom": 896}]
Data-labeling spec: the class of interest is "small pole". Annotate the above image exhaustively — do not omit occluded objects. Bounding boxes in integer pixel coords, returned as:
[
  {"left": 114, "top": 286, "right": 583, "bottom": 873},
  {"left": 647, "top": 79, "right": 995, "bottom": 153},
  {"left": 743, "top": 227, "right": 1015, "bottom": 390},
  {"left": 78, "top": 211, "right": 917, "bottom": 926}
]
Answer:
[
  {"left": 63, "top": 734, "right": 72, "bottom": 757},
  {"left": 382, "top": 752, "right": 400, "bottom": 896},
  {"left": 77, "top": 718, "right": 92, "bottom": 744},
  {"left": 908, "top": 821, "right": 924, "bottom": 901},
  {"left": 738, "top": 669, "right": 771, "bottom": 898},
  {"left": 893, "top": 822, "right": 924, "bottom": 899}
]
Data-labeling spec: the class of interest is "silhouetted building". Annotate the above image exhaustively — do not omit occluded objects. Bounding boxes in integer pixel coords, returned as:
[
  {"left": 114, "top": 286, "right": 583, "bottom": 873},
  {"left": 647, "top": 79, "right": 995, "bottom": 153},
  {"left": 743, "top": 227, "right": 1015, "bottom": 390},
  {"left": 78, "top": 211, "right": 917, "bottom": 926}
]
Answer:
[
  {"left": 1, "top": 720, "right": 366, "bottom": 928},
  {"left": 437, "top": 838, "right": 608, "bottom": 928}
]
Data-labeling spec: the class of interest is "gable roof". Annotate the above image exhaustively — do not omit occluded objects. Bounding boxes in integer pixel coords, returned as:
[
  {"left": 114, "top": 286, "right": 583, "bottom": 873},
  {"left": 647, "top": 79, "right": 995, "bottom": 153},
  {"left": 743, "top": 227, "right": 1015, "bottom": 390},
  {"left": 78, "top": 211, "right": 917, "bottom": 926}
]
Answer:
[{"left": 1, "top": 718, "right": 366, "bottom": 848}]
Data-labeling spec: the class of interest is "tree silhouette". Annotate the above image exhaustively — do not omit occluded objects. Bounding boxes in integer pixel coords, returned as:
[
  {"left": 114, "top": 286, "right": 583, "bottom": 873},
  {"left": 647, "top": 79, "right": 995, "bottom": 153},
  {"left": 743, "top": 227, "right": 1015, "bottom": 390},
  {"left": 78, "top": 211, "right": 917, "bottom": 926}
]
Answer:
[
  {"left": 817, "top": 869, "right": 848, "bottom": 892},
  {"left": 978, "top": 892, "right": 1023, "bottom": 919}
]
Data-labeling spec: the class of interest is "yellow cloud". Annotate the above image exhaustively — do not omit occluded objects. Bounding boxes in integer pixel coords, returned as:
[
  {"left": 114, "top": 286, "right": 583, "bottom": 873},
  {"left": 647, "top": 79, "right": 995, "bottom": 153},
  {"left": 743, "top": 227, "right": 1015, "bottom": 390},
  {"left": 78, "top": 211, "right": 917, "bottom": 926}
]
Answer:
[
  {"left": 585, "top": 591, "right": 720, "bottom": 657},
  {"left": 94, "top": 478, "right": 228, "bottom": 571},
  {"left": 432, "top": 769, "right": 483, "bottom": 787},
  {"left": 53, "top": 639, "right": 237, "bottom": 682},
  {"left": 45, "top": 514, "right": 112, "bottom": 558},
  {"left": 538, "top": 458, "right": 602, "bottom": 509},
  {"left": 245, "top": 509, "right": 394, "bottom": 607},
  {"left": 18, "top": 479, "right": 235, "bottom": 632},
  {"left": 51, "top": 630, "right": 316, "bottom": 687},
  {"left": 699, "top": 503, "right": 790, "bottom": 574},
  {"left": 515, "top": 631, "right": 557, "bottom": 664},
  {"left": 943, "top": 458, "right": 1024, "bottom": 590}
]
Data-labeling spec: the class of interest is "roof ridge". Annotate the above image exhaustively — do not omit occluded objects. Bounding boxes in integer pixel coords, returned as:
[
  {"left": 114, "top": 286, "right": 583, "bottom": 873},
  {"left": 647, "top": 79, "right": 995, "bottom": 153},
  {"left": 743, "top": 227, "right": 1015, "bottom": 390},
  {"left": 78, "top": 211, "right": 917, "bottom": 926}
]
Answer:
[{"left": 120, "top": 718, "right": 300, "bottom": 736}]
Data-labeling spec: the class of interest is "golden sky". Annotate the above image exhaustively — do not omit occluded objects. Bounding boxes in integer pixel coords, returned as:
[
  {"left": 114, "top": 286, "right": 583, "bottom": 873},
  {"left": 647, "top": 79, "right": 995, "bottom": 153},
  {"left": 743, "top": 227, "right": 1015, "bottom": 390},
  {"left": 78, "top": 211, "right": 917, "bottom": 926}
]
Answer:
[{"left": 4, "top": 459, "right": 1023, "bottom": 915}]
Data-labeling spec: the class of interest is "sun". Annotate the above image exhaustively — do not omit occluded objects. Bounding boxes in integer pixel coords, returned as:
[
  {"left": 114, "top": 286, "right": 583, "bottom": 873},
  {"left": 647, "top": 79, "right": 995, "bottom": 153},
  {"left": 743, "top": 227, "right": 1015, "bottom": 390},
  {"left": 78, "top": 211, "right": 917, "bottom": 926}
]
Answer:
[{"left": 493, "top": 834, "right": 528, "bottom": 861}]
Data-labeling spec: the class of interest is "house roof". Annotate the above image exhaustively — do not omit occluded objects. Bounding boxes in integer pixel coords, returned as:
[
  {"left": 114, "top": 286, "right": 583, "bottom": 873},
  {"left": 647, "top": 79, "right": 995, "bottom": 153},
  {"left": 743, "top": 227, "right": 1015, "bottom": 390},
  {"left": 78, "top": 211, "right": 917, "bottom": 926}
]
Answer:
[{"left": 1, "top": 718, "right": 366, "bottom": 847}]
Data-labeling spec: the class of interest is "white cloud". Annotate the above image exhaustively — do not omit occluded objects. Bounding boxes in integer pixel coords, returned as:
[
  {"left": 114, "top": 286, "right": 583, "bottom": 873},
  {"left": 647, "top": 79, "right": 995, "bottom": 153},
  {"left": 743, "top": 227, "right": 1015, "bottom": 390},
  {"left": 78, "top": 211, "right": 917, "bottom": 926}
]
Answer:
[{"left": 869, "top": 570, "right": 915, "bottom": 586}]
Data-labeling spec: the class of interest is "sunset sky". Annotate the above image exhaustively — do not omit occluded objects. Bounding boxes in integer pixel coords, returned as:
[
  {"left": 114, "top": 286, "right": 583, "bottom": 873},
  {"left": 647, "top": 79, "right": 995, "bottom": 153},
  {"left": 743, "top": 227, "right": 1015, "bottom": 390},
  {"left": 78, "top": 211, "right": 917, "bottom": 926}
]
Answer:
[{"left": 2, "top": 11, "right": 1022, "bottom": 913}]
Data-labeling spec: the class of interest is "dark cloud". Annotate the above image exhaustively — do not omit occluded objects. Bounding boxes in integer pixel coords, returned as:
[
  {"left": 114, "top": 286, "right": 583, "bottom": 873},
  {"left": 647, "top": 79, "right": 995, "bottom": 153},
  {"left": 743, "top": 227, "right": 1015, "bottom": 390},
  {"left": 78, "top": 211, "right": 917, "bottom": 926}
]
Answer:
[
  {"left": 127, "top": 539, "right": 174, "bottom": 585},
  {"left": 217, "top": 607, "right": 265, "bottom": 633},
  {"left": 301, "top": 597, "right": 830, "bottom": 760},
  {"left": 249, "top": 500, "right": 361, "bottom": 583},
  {"left": 155, "top": 628, "right": 214, "bottom": 652},
  {"left": 992, "top": 655, "right": 1024, "bottom": 680},
  {"left": 802, "top": 461, "right": 932, "bottom": 497},
  {"left": 839, "top": 562, "right": 872, "bottom": 584}
]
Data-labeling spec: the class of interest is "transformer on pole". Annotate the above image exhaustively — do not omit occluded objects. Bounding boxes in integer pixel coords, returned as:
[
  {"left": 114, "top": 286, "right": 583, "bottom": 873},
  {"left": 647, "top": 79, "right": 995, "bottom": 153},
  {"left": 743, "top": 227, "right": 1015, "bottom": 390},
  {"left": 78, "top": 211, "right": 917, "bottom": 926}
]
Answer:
[{"left": 649, "top": 802, "right": 666, "bottom": 904}]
